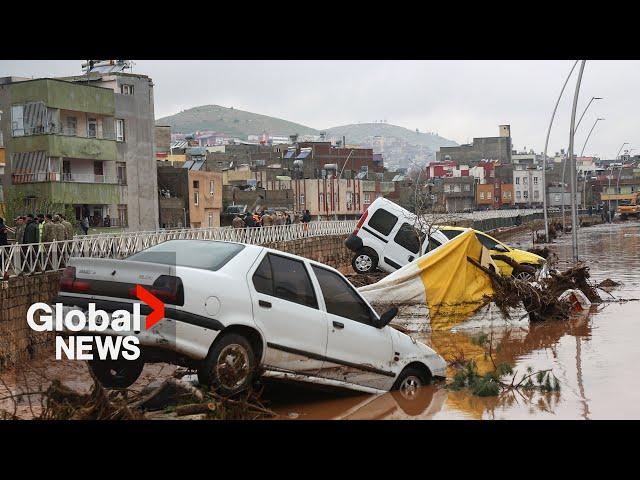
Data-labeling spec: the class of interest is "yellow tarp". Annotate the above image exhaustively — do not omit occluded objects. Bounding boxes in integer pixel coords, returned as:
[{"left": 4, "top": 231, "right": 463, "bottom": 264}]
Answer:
[{"left": 358, "top": 229, "right": 495, "bottom": 330}]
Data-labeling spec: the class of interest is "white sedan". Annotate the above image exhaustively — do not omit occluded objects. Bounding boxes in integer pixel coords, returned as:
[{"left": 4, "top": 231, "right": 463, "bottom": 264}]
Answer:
[{"left": 55, "top": 240, "right": 447, "bottom": 397}]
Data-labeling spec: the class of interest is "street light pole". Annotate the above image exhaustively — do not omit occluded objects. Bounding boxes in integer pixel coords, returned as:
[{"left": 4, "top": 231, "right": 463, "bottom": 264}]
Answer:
[
  {"left": 609, "top": 142, "right": 629, "bottom": 212},
  {"left": 561, "top": 95, "right": 602, "bottom": 233},
  {"left": 542, "top": 60, "right": 579, "bottom": 242},
  {"left": 568, "top": 60, "right": 586, "bottom": 263},
  {"left": 578, "top": 118, "right": 604, "bottom": 210}
]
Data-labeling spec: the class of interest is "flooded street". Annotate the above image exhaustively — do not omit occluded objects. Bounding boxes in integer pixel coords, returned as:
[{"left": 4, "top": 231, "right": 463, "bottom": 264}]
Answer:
[{"left": 270, "top": 220, "right": 640, "bottom": 419}]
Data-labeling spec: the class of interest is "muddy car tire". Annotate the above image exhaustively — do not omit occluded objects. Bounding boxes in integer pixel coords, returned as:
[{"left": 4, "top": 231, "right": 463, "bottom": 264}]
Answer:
[
  {"left": 88, "top": 357, "right": 145, "bottom": 389},
  {"left": 352, "top": 249, "right": 378, "bottom": 274},
  {"left": 513, "top": 264, "right": 537, "bottom": 282},
  {"left": 198, "top": 333, "right": 257, "bottom": 396},
  {"left": 392, "top": 367, "right": 432, "bottom": 415}
]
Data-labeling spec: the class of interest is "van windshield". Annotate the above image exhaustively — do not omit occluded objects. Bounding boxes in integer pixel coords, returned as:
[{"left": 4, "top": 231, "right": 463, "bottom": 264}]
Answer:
[{"left": 127, "top": 240, "right": 245, "bottom": 271}]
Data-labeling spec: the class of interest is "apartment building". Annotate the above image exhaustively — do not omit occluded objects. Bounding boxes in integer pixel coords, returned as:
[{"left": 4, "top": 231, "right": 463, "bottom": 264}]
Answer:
[
  {"left": 513, "top": 168, "right": 543, "bottom": 206},
  {"left": 0, "top": 68, "right": 159, "bottom": 231}
]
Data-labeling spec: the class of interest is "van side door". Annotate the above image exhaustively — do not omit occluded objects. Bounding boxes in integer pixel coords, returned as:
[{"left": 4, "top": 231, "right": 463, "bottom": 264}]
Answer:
[
  {"left": 361, "top": 207, "right": 399, "bottom": 271},
  {"left": 382, "top": 222, "right": 422, "bottom": 269}
]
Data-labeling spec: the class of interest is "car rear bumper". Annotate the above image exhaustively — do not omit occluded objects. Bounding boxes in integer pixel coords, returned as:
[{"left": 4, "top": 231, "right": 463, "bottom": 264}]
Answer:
[{"left": 344, "top": 234, "right": 363, "bottom": 252}]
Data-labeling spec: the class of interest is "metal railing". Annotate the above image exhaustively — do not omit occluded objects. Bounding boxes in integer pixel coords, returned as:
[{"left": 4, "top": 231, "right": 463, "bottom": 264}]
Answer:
[
  {"left": 0, "top": 221, "right": 358, "bottom": 277},
  {"left": 12, "top": 172, "right": 119, "bottom": 184},
  {"left": 0, "top": 210, "right": 544, "bottom": 278}
]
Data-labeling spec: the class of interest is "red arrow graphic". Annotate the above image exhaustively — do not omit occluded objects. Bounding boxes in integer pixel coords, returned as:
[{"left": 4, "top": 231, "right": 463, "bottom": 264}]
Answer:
[{"left": 136, "top": 284, "right": 165, "bottom": 329}]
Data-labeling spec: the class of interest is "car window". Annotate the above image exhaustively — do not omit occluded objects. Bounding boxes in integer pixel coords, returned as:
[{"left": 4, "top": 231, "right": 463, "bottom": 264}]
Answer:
[
  {"left": 476, "top": 233, "right": 500, "bottom": 250},
  {"left": 253, "top": 253, "right": 317, "bottom": 309},
  {"left": 393, "top": 222, "right": 421, "bottom": 254},
  {"left": 441, "top": 229, "right": 463, "bottom": 240},
  {"left": 311, "top": 266, "right": 374, "bottom": 325},
  {"left": 367, "top": 208, "right": 398, "bottom": 236},
  {"left": 424, "top": 236, "right": 443, "bottom": 253},
  {"left": 127, "top": 240, "right": 244, "bottom": 271}
]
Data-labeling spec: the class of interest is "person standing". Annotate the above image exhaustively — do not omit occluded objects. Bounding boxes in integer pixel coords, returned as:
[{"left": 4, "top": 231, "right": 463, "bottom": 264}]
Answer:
[
  {"left": 0, "top": 218, "right": 8, "bottom": 246},
  {"left": 274, "top": 213, "right": 283, "bottom": 226},
  {"left": 262, "top": 212, "right": 274, "bottom": 227},
  {"left": 36, "top": 214, "right": 45, "bottom": 243},
  {"left": 59, "top": 213, "right": 73, "bottom": 240},
  {"left": 81, "top": 216, "right": 89, "bottom": 235},
  {"left": 285, "top": 212, "right": 292, "bottom": 225},
  {"left": 244, "top": 212, "right": 256, "bottom": 228},
  {"left": 52, "top": 215, "right": 66, "bottom": 241},
  {"left": 23, "top": 215, "right": 39, "bottom": 244},
  {"left": 14, "top": 216, "right": 26, "bottom": 244},
  {"left": 42, "top": 214, "right": 55, "bottom": 243},
  {"left": 232, "top": 214, "right": 245, "bottom": 229},
  {"left": 302, "top": 209, "right": 312, "bottom": 223}
]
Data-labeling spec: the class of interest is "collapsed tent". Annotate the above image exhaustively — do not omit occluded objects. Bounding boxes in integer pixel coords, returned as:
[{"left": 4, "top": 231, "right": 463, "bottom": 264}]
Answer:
[{"left": 358, "top": 229, "right": 497, "bottom": 330}]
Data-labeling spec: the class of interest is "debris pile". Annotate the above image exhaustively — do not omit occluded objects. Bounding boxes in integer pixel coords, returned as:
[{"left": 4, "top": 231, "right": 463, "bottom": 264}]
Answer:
[
  {"left": 468, "top": 257, "right": 601, "bottom": 322},
  {"left": 1, "top": 367, "right": 276, "bottom": 420}
]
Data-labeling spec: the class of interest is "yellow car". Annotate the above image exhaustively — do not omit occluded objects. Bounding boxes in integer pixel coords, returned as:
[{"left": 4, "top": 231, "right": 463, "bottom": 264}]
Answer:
[{"left": 438, "top": 226, "right": 545, "bottom": 280}]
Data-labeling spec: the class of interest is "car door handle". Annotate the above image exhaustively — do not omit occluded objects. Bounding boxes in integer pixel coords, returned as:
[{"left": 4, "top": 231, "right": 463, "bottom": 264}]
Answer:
[
  {"left": 408, "top": 255, "right": 415, "bottom": 262},
  {"left": 258, "top": 300, "right": 271, "bottom": 308},
  {"left": 333, "top": 321, "right": 344, "bottom": 329}
]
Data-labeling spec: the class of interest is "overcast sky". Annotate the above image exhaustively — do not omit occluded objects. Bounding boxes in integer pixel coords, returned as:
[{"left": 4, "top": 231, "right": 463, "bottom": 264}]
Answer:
[{"left": 1, "top": 60, "right": 637, "bottom": 158}]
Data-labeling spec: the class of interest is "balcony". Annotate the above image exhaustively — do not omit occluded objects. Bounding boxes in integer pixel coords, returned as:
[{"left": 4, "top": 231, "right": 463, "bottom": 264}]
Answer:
[
  {"left": 12, "top": 172, "right": 121, "bottom": 185},
  {"left": 11, "top": 133, "right": 117, "bottom": 162},
  {"left": 13, "top": 181, "right": 121, "bottom": 205}
]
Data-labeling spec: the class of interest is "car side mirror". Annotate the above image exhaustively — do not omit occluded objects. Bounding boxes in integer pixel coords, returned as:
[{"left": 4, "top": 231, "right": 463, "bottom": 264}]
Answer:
[{"left": 373, "top": 306, "right": 398, "bottom": 329}]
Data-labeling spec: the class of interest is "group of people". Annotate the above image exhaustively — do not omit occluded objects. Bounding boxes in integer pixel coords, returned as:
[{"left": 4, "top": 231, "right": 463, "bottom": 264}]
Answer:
[
  {"left": 231, "top": 209, "right": 312, "bottom": 229},
  {"left": 1, "top": 213, "right": 76, "bottom": 246}
]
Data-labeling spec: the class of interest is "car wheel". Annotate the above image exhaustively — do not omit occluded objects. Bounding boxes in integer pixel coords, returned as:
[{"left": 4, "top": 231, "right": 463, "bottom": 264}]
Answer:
[
  {"left": 88, "top": 357, "right": 145, "bottom": 389},
  {"left": 198, "top": 333, "right": 257, "bottom": 396},
  {"left": 513, "top": 265, "right": 537, "bottom": 281},
  {"left": 392, "top": 367, "right": 432, "bottom": 415},
  {"left": 352, "top": 249, "right": 378, "bottom": 274}
]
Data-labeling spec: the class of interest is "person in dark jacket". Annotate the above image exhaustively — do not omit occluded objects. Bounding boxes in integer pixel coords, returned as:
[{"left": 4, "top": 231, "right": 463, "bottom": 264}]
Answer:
[
  {"left": 244, "top": 212, "right": 256, "bottom": 228},
  {"left": 0, "top": 218, "right": 8, "bottom": 246},
  {"left": 23, "top": 215, "right": 39, "bottom": 244},
  {"left": 302, "top": 210, "right": 312, "bottom": 223}
]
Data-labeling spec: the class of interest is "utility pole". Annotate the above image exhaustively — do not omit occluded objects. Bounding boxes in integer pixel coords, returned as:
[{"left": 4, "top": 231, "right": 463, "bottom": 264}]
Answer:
[
  {"left": 542, "top": 60, "right": 578, "bottom": 241},
  {"left": 568, "top": 60, "right": 587, "bottom": 263}
]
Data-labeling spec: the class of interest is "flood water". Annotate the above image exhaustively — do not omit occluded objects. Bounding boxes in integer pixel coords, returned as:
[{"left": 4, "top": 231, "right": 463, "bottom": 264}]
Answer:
[{"left": 269, "top": 220, "right": 640, "bottom": 420}]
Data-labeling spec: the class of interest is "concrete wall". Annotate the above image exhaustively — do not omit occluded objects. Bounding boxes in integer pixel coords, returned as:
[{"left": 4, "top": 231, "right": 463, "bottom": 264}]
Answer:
[{"left": 0, "top": 272, "right": 61, "bottom": 370}]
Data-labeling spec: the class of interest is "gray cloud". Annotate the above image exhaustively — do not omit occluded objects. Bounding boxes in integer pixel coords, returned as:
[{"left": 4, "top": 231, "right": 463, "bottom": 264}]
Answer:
[{"left": 1, "top": 60, "right": 637, "bottom": 158}]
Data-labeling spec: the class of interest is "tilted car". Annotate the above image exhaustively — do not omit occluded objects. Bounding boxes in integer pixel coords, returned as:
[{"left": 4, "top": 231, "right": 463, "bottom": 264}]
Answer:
[
  {"left": 437, "top": 226, "right": 545, "bottom": 280},
  {"left": 345, "top": 197, "right": 544, "bottom": 280},
  {"left": 55, "top": 239, "right": 446, "bottom": 396}
]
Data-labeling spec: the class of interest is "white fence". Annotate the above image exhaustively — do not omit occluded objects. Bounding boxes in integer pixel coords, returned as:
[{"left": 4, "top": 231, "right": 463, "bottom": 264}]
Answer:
[
  {"left": 0, "top": 221, "right": 358, "bottom": 277},
  {"left": 0, "top": 210, "right": 543, "bottom": 278}
]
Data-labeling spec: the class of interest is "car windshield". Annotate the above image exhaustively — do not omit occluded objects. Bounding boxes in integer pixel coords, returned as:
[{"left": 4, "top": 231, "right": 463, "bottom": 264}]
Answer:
[
  {"left": 441, "top": 229, "right": 463, "bottom": 240},
  {"left": 127, "top": 240, "right": 245, "bottom": 271}
]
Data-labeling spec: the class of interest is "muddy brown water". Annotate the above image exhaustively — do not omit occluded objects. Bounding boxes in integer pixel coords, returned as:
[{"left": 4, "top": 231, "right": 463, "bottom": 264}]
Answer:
[
  {"left": 2, "top": 221, "right": 639, "bottom": 420},
  {"left": 268, "top": 220, "right": 640, "bottom": 419}
]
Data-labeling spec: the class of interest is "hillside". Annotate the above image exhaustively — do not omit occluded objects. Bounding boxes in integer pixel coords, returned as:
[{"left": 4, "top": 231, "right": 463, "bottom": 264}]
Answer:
[
  {"left": 325, "top": 123, "right": 457, "bottom": 151},
  {"left": 156, "top": 104, "right": 319, "bottom": 138}
]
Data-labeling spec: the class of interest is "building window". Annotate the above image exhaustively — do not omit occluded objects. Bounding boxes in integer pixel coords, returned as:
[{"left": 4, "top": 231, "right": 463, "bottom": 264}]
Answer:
[
  {"left": 193, "top": 180, "right": 199, "bottom": 189},
  {"left": 480, "top": 192, "right": 485, "bottom": 200},
  {"left": 115, "top": 119, "right": 125, "bottom": 142},
  {"left": 523, "top": 191, "right": 529, "bottom": 199},
  {"left": 534, "top": 190, "right": 539, "bottom": 199},
  {"left": 464, "top": 184, "right": 471, "bottom": 192},
  {"left": 300, "top": 194, "right": 305, "bottom": 205},
  {"left": 87, "top": 118, "right": 97, "bottom": 138},
  {"left": 523, "top": 176, "right": 528, "bottom": 185},
  {"left": 117, "top": 162, "right": 127, "bottom": 185},
  {"left": 120, "top": 84, "right": 134, "bottom": 95},
  {"left": 533, "top": 176, "right": 539, "bottom": 185},
  {"left": 364, "top": 193, "right": 371, "bottom": 204},
  {"left": 11, "top": 105, "right": 24, "bottom": 137},
  {"left": 209, "top": 180, "right": 215, "bottom": 195},
  {"left": 319, "top": 193, "right": 324, "bottom": 208},
  {"left": 555, "top": 194, "right": 561, "bottom": 202},
  {"left": 118, "top": 204, "right": 128, "bottom": 227},
  {"left": 487, "top": 191, "right": 492, "bottom": 199},
  {"left": 194, "top": 191, "right": 199, "bottom": 206},
  {"left": 516, "top": 191, "right": 522, "bottom": 199},
  {"left": 515, "top": 177, "right": 520, "bottom": 185},
  {"left": 66, "top": 116, "right": 77, "bottom": 136},
  {"left": 208, "top": 212, "right": 214, "bottom": 227}
]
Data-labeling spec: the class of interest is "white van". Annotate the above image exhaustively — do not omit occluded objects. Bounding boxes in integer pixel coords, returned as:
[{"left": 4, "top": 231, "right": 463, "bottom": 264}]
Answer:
[{"left": 345, "top": 197, "right": 450, "bottom": 274}]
